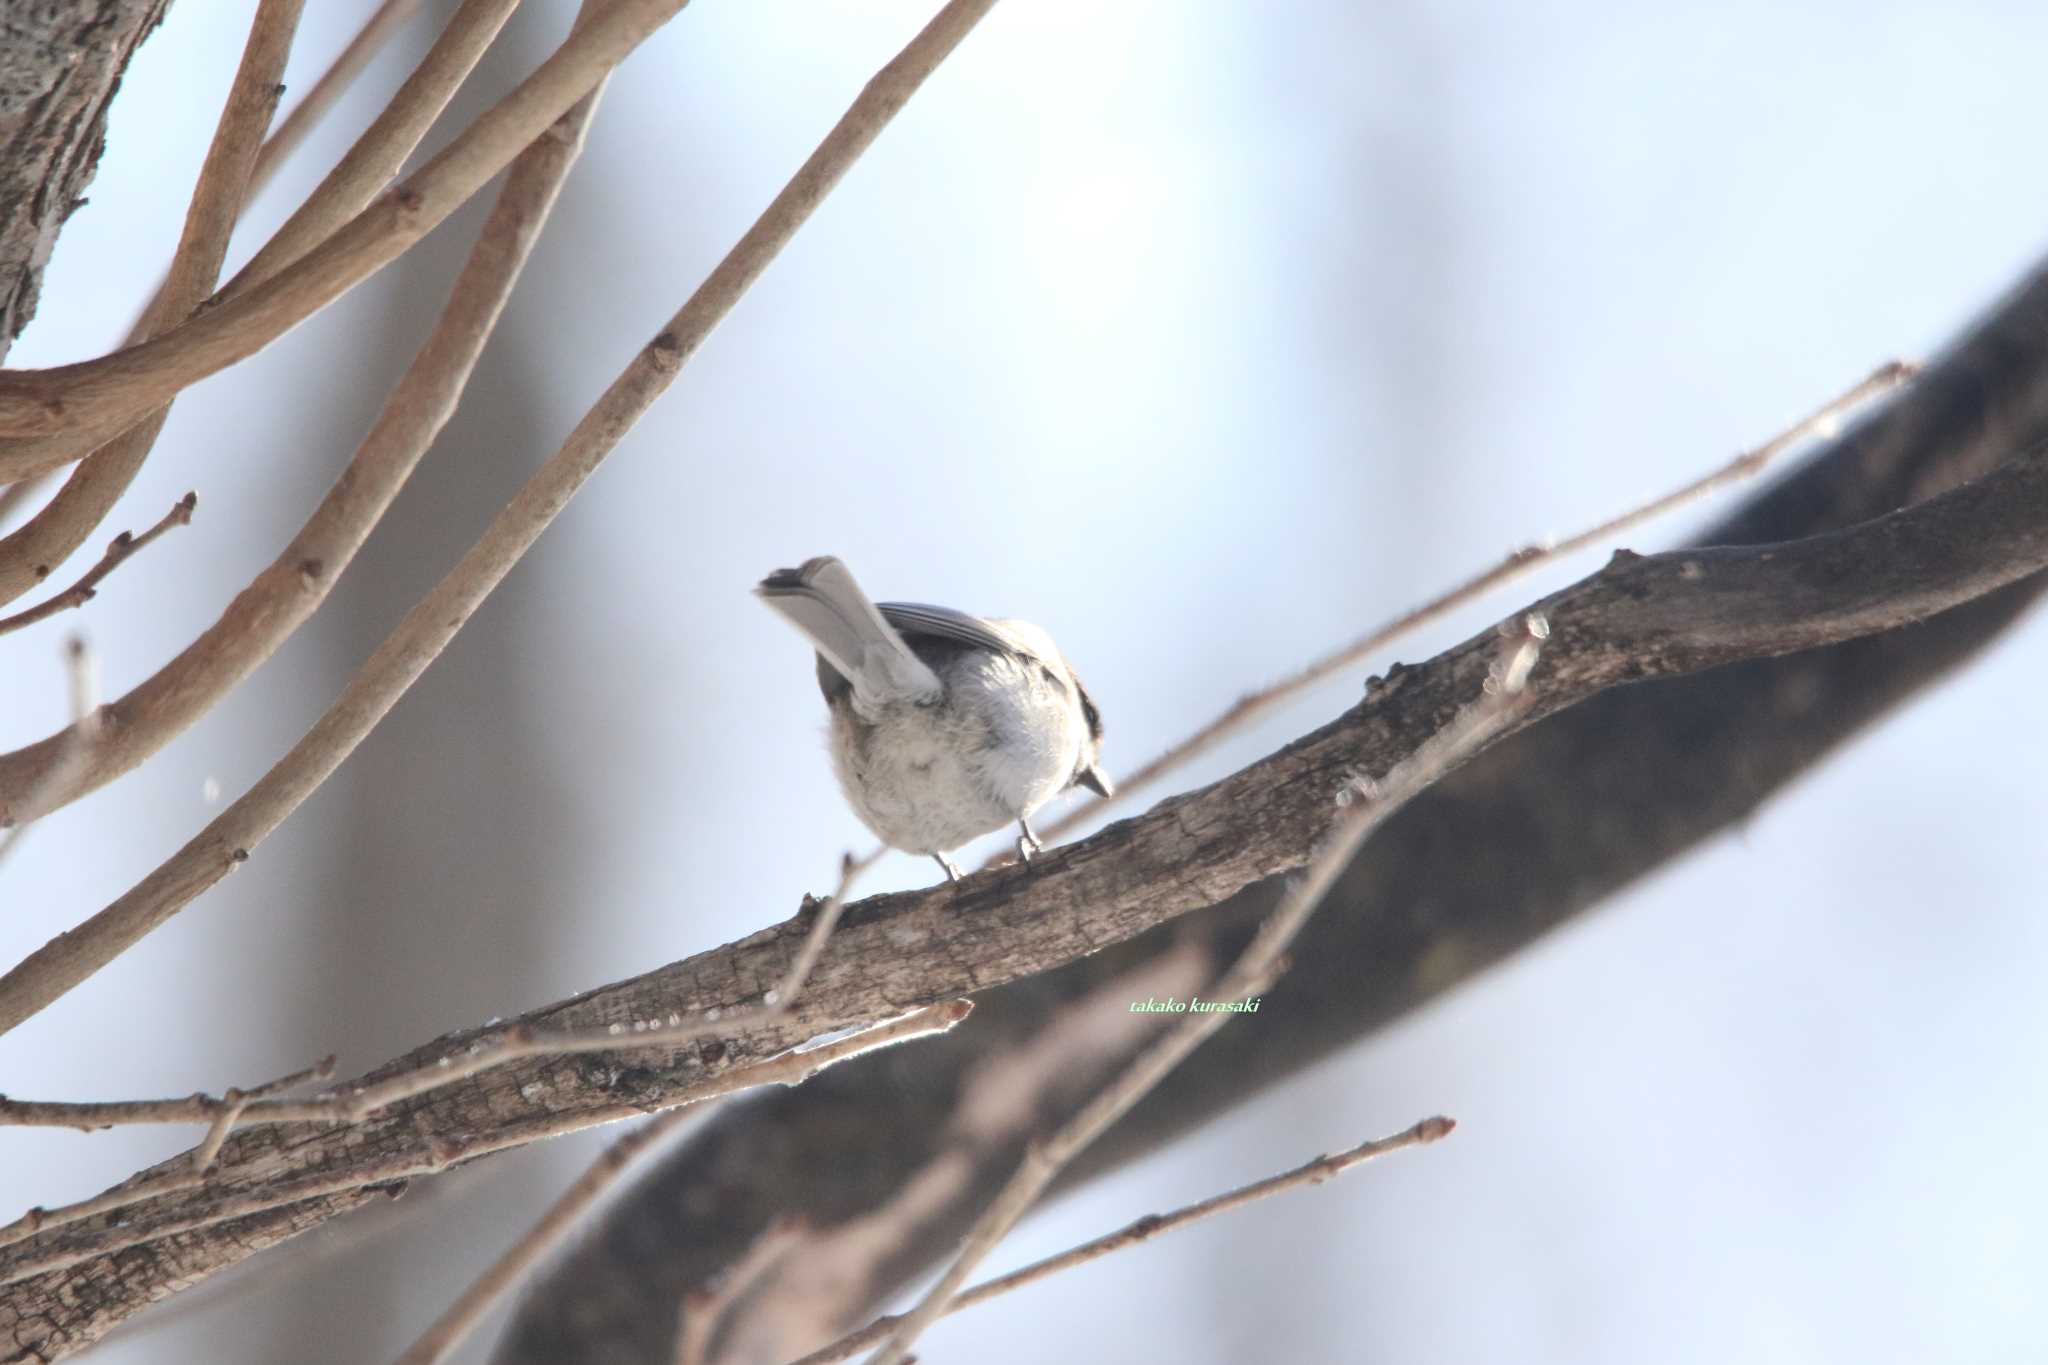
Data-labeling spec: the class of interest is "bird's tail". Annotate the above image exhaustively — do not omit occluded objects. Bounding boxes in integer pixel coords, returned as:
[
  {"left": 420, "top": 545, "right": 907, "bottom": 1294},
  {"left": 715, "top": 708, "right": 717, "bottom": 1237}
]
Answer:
[{"left": 756, "top": 556, "right": 941, "bottom": 708}]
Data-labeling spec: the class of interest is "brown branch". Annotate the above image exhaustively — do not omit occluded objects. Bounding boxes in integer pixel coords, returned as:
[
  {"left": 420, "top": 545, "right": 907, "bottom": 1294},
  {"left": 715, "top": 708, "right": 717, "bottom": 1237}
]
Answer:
[
  {"left": 0, "top": 3, "right": 177, "bottom": 363},
  {"left": 0, "top": 637, "right": 98, "bottom": 873},
  {"left": 0, "top": 0, "right": 1001, "bottom": 1037},
  {"left": 5, "top": 428, "right": 2045, "bottom": 1350},
  {"left": 231, "top": 0, "right": 526, "bottom": 300},
  {"left": 0, "top": 0, "right": 533, "bottom": 606},
  {"left": 0, "top": 0, "right": 688, "bottom": 459},
  {"left": 0, "top": 30, "right": 612, "bottom": 1027},
  {"left": 0, "top": 0, "right": 304, "bottom": 611},
  {"left": 0, "top": 491, "right": 192, "bottom": 638},
  {"left": 867, "top": 624, "right": 1542, "bottom": 1365},
  {"left": 388, "top": 1003, "right": 975, "bottom": 1365},
  {"left": 0, "top": 1059, "right": 332, "bottom": 1252},
  {"left": 0, "top": 0, "right": 510, "bottom": 486},
  {"left": 1030, "top": 357, "right": 1914, "bottom": 852},
  {"left": 790, "top": 1117, "right": 1454, "bottom": 1365},
  {"left": 248, "top": 0, "right": 433, "bottom": 203},
  {"left": 492, "top": 256, "right": 2048, "bottom": 1365}
]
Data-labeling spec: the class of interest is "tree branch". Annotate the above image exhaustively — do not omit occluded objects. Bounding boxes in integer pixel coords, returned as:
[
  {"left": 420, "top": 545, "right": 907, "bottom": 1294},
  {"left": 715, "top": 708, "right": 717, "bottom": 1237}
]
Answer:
[
  {"left": 0, "top": 0, "right": 303, "bottom": 610},
  {"left": 0, "top": 2, "right": 175, "bottom": 362},
  {"left": 0, "top": 490, "right": 193, "bottom": 638},
  {"left": 489, "top": 260, "right": 2048, "bottom": 1365},
  {"left": 5, "top": 398, "right": 2046, "bottom": 1354},
  {"left": 0, "top": 0, "right": 1001, "bottom": 1040},
  {"left": 0, "top": 0, "right": 688, "bottom": 460}
]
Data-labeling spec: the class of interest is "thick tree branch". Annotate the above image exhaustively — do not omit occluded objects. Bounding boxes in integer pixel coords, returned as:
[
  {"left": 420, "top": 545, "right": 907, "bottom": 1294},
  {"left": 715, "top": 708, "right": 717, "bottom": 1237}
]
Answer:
[
  {"left": 490, "top": 263, "right": 2048, "bottom": 1364},
  {"left": 5, "top": 379, "right": 2046, "bottom": 1354},
  {"left": 0, "top": 2, "right": 174, "bottom": 362}
]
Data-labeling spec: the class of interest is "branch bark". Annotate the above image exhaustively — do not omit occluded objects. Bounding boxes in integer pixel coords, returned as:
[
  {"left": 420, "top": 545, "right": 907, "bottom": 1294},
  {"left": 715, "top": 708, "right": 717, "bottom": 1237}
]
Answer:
[
  {"left": 6, "top": 283, "right": 2048, "bottom": 1354},
  {"left": 0, "top": 2, "right": 174, "bottom": 363},
  {"left": 486, "top": 261, "right": 2048, "bottom": 1365}
]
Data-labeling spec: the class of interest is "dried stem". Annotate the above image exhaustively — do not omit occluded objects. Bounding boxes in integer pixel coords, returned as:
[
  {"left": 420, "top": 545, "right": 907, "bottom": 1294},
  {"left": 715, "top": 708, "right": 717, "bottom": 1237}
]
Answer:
[
  {"left": 0, "top": 493, "right": 194, "bottom": 639},
  {"left": 1029, "top": 359, "right": 1915, "bottom": 852},
  {"left": 0, "top": 0, "right": 1000, "bottom": 1037},
  {"left": 789, "top": 1117, "right": 1455, "bottom": 1365},
  {"left": 388, "top": 1003, "right": 974, "bottom": 1365},
  {"left": 867, "top": 622, "right": 1548, "bottom": 1365}
]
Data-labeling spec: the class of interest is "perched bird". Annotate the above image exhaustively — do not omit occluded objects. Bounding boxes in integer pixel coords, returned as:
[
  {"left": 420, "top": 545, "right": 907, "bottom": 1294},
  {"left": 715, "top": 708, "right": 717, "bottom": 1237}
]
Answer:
[{"left": 757, "top": 556, "right": 1111, "bottom": 882}]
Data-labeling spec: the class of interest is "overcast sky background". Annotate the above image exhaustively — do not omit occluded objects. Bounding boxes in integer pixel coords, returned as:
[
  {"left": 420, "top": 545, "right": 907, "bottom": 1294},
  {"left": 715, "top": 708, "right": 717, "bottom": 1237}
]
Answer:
[{"left": 4, "top": 1, "right": 2047, "bottom": 1361}]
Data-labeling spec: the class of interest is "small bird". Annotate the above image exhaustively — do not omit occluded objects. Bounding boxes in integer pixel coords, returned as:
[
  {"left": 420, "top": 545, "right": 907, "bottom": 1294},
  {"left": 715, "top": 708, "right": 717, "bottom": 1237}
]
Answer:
[{"left": 757, "top": 556, "right": 1111, "bottom": 882}]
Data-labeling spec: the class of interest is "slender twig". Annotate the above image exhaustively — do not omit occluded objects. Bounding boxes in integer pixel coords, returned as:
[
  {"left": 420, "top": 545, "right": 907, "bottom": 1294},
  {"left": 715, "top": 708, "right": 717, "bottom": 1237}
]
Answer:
[
  {"left": 0, "top": 0, "right": 688, "bottom": 456},
  {"left": 0, "top": 493, "right": 194, "bottom": 638},
  {"left": 0, "top": 636, "right": 98, "bottom": 874},
  {"left": 1029, "top": 359, "right": 1914, "bottom": 852},
  {"left": 677, "top": 1221, "right": 806, "bottom": 1365},
  {"left": 380, "top": 1001, "right": 973, "bottom": 1365},
  {"left": 0, "top": 10, "right": 609, "bottom": 1030},
  {"left": 0, "top": 0, "right": 1001, "bottom": 1038},
  {"left": 0, "top": 842, "right": 883, "bottom": 1265},
  {"left": 790, "top": 1117, "right": 1454, "bottom": 1365},
  {"left": 0, "top": 1059, "right": 333, "bottom": 1251},
  {"left": 0, "top": 0, "right": 304, "bottom": 610},
  {"left": 0, "top": 848, "right": 875, "bottom": 1133},
  {"left": 0, "top": 0, "right": 515, "bottom": 488},
  {"left": 867, "top": 621, "right": 1548, "bottom": 1365},
  {"left": 230, "top": 0, "right": 525, "bottom": 299},
  {"left": 248, "top": 0, "right": 433, "bottom": 202}
]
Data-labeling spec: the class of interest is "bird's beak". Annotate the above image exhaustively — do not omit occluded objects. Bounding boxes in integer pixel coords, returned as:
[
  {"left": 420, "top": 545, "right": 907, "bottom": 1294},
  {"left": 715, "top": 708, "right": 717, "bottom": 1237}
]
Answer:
[{"left": 1078, "top": 765, "right": 1114, "bottom": 798}]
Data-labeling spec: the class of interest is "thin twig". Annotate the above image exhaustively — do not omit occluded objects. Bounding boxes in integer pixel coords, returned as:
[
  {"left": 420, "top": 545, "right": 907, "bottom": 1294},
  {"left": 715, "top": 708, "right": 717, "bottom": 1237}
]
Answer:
[
  {"left": 0, "top": 637, "right": 99, "bottom": 874},
  {"left": 0, "top": 844, "right": 884, "bottom": 1264},
  {"left": 230, "top": 0, "right": 525, "bottom": 298},
  {"left": 0, "top": 0, "right": 688, "bottom": 456},
  {"left": 0, "top": 9, "right": 609, "bottom": 1029},
  {"left": 789, "top": 1117, "right": 1454, "bottom": 1365},
  {"left": 0, "top": 849, "right": 876, "bottom": 1133},
  {"left": 385, "top": 1002, "right": 975, "bottom": 1365},
  {"left": 0, "top": 492, "right": 194, "bottom": 638},
  {"left": 0, "top": 0, "right": 1001, "bottom": 1037},
  {"left": 0, "top": 0, "right": 304, "bottom": 610},
  {"left": 867, "top": 621, "right": 1548, "bottom": 1365},
  {"left": 0, "top": 1058, "right": 333, "bottom": 1252},
  {"left": 1029, "top": 360, "right": 1915, "bottom": 852},
  {"left": 676, "top": 1221, "right": 807, "bottom": 1365},
  {"left": 248, "top": 0, "right": 433, "bottom": 202}
]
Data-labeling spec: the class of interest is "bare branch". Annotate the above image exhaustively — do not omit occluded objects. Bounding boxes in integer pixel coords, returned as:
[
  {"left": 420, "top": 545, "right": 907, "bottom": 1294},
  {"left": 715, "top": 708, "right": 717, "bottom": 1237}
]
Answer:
[
  {"left": 790, "top": 1117, "right": 1455, "bottom": 1365},
  {"left": 867, "top": 624, "right": 1543, "bottom": 1365},
  {"left": 0, "top": 0, "right": 1001, "bottom": 1036},
  {"left": 0, "top": 636, "right": 98, "bottom": 873},
  {"left": 0, "top": 31, "right": 612, "bottom": 1022},
  {"left": 389, "top": 1003, "right": 974, "bottom": 1365},
  {"left": 0, "top": 0, "right": 304, "bottom": 610},
  {"left": 248, "top": 0, "right": 432, "bottom": 202},
  {"left": 1031, "top": 357, "right": 1914, "bottom": 852},
  {"left": 0, "top": 0, "right": 688, "bottom": 457},
  {"left": 7, "top": 430, "right": 2045, "bottom": 1342},
  {"left": 0, "top": 491, "right": 193, "bottom": 638},
  {"left": 0, "top": 1059, "right": 333, "bottom": 1252}
]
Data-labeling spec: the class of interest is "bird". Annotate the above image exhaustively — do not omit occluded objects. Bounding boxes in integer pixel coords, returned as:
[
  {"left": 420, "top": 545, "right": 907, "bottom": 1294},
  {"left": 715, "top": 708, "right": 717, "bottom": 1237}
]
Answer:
[{"left": 756, "top": 555, "right": 1111, "bottom": 882}]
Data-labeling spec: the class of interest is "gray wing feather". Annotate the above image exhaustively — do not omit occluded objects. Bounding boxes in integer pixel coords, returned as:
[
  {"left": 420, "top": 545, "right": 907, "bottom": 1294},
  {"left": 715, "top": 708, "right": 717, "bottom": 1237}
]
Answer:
[{"left": 878, "top": 602, "right": 1043, "bottom": 663}]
